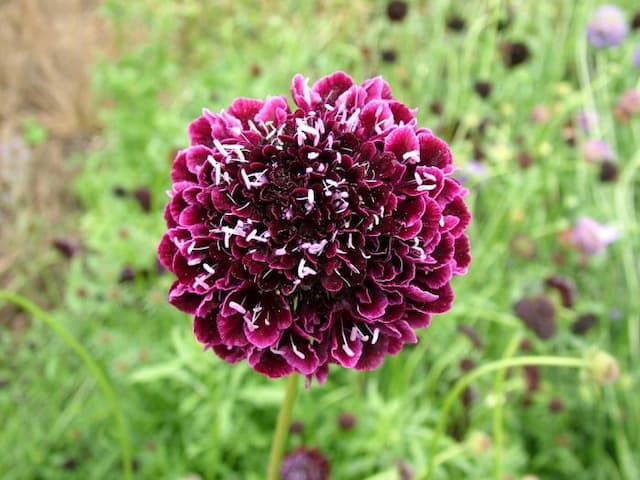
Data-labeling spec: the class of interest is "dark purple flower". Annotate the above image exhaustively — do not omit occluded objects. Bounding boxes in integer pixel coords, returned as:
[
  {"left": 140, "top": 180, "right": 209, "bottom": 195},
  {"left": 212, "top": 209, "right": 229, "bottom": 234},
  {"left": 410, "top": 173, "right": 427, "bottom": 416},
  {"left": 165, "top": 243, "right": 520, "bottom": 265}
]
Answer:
[
  {"left": 501, "top": 41, "right": 530, "bottom": 68},
  {"left": 473, "top": 81, "right": 492, "bottom": 99},
  {"left": 386, "top": 1, "right": 408, "bottom": 22},
  {"left": 599, "top": 161, "right": 620, "bottom": 182},
  {"left": 446, "top": 15, "right": 466, "bottom": 32},
  {"left": 289, "top": 420, "right": 304, "bottom": 435},
  {"left": 338, "top": 412, "right": 356, "bottom": 430},
  {"left": 381, "top": 49, "right": 398, "bottom": 63},
  {"left": 514, "top": 296, "right": 556, "bottom": 340},
  {"left": 158, "top": 72, "right": 471, "bottom": 383},
  {"left": 52, "top": 238, "right": 78, "bottom": 258},
  {"left": 587, "top": 5, "right": 628, "bottom": 48},
  {"left": 281, "top": 447, "right": 329, "bottom": 480},
  {"left": 572, "top": 313, "right": 598, "bottom": 335},
  {"left": 398, "top": 461, "right": 415, "bottom": 480},
  {"left": 545, "top": 275, "right": 576, "bottom": 308},
  {"left": 548, "top": 397, "right": 564, "bottom": 413},
  {"left": 133, "top": 187, "right": 152, "bottom": 213}
]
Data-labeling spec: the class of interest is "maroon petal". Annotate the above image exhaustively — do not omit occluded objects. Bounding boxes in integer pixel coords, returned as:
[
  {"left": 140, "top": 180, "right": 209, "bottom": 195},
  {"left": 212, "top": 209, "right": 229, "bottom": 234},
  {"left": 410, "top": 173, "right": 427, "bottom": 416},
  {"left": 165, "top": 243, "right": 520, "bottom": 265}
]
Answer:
[
  {"left": 248, "top": 348, "right": 294, "bottom": 378},
  {"left": 453, "top": 235, "right": 471, "bottom": 274},
  {"left": 312, "top": 71, "right": 354, "bottom": 104},
  {"left": 228, "top": 97, "right": 264, "bottom": 125},
  {"left": 280, "top": 331, "right": 320, "bottom": 375},
  {"left": 212, "top": 344, "right": 247, "bottom": 363},
  {"left": 385, "top": 125, "right": 419, "bottom": 161},
  {"left": 169, "top": 281, "right": 203, "bottom": 314}
]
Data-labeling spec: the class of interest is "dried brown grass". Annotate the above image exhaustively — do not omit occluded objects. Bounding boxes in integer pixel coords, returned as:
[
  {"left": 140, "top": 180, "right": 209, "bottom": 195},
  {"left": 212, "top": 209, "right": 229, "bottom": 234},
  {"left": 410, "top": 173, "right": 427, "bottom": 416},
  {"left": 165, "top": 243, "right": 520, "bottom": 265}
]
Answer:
[{"left": 0, "top": 0, "right": 108, "bottom": 325}]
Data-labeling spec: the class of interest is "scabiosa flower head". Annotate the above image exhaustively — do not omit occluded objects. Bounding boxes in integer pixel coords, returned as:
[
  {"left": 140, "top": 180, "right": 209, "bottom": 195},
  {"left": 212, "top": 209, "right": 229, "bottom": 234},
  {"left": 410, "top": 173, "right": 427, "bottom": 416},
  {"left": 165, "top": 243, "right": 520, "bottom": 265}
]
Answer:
[
  {"left": 514, "top": 296, "right": 556, "bottom": 340},
  {"left": 581, "top": 139, "right": 615, "bottom": 163},
  {"left": 568, "top": 216, "right": 619, "bottom": 255},
  {"left": 587, "top": 5, "right": 628, "bottom": 48},
  {"left": 158, "top": 72, "right": 471, "bottom": 383},
  {"left": 281, "top": 447, "right": 329, "bottom": 480}
]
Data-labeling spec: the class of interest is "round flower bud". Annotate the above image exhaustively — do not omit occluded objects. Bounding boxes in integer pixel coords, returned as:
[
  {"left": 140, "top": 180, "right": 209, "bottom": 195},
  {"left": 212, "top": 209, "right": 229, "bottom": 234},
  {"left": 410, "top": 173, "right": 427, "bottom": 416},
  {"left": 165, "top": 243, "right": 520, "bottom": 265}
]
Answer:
[{"left": 590, "top": 351, "right": 620, "bottom": 386}]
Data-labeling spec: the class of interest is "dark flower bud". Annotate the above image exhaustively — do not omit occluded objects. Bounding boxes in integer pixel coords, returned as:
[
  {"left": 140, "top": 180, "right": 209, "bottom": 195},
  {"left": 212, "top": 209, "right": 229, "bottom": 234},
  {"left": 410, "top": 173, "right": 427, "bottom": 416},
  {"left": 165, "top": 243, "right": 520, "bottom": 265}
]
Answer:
[
  {"left": 338, "top": 412, "right": 356, "bottom": 431},
  {"left": 523, "top": 365, "right": 540, "bottom": 393},
  {"left": 133, "top": 187, "right": 152, "bottom": 213},
  {"left": 548, "top": 397, "right": 564, "bottom": 413},
  {"left": 446, "top": 15, "right": 466, "bottom": 32},
  {"left": 632, "top": 12, "right": 640, "bottom": 30},
  {"left": 289, "top": 420, "right": 304, "bottom": 435},
  {"left": 599, "top": 161, "right": 620, "bottom": 182},
  {"left": 386, "top": 1, "right": 408, "bottom": 22},
  {"left": 249, "top": 63, "right": 262, "bottom": 77},
  {"left": 459, "top": 357, "right": 476, "bottom": 372},
  {"left": 571, "top": 313, "right": 597, "bottom": 335},
  {"left": 52, "top": 238, "right": 78, "bottom": 259},
  {"left": 501, "top": 41, "right": 530, "bottom": 68},
  {"left": 430, "top": 101, "right": 444, "bottom": 116},
  {"left": 381, "top": 49, "right": 398, "bottom": 63},
  {"left": 119, "top": 266, "right": 135, "bottom": 283},
  {"left": 519, "top": 338, "right": 533, "bottom": 352},
  {"left": 514, "top": 296, "right": 556, "bottom": 340},
  {"left": 473, "top": 80, "right": 492, "bottom": 99},
  {"left": 517, "top": 151, "right": 533, "bottom": 169},
  {"left": 281, "top": 447, "right": 330, "bottom": 480},
  {"left": 112, "top": 185, "right": 128, "bottom": 197},
  {"left": 545, "top": 275, "right": 576, "bottom": 308}
]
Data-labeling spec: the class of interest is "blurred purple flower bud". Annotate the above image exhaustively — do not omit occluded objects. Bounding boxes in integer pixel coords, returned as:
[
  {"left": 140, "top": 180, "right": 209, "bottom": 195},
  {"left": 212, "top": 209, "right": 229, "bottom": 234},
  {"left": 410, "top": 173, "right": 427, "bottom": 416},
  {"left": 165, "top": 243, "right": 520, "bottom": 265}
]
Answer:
[
  {"left": 587, "top": 5, "right": 628, "bottom": 48},
  {"left": 581, "top": 139, "right": 615, "bottom": 163},
  {"left": 568, "top": 217, "right": 619, "bottom": 255}
]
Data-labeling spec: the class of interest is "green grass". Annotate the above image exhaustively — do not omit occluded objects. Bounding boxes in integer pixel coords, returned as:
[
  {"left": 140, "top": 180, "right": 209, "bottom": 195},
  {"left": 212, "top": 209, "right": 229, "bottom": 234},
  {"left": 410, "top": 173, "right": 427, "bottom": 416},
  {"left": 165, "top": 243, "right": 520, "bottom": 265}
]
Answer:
[{"left": 2, "top": 0, "right": 639, "bottom": 478}]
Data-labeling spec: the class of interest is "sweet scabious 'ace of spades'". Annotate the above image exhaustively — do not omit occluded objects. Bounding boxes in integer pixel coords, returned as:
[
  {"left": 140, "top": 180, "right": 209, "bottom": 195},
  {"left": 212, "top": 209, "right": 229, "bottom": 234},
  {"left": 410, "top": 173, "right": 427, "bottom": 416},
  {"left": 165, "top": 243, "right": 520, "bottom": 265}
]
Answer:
[{"left": 158, "top": 72, "right": 471, "bottom": 384}]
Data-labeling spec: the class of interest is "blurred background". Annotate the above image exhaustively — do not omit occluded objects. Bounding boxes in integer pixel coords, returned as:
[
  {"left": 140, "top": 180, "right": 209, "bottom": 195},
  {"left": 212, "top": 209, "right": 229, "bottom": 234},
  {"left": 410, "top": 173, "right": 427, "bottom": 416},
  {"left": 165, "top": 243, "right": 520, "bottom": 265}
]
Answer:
[{"left": 1, "top": 0, "right": 639, "bottom": 479}]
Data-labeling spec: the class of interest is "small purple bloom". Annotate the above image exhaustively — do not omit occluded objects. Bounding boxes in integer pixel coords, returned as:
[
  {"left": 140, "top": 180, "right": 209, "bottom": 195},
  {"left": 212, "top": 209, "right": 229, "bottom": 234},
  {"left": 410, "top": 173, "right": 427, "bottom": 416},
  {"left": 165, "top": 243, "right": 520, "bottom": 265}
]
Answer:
[
  {"left": 281, "top": 447, "right": 329, "bottom": 480},
  {"left": 158, "top": 72, "right": 471, "bottom": 383},
  {"left": 581, "top": 139, "right": 615, "bottom": 163},
  {"left": 576, "top": 110, "right": 598, "bottom": 133},
  {"left": 587, "top": 5, "right": 628, "bottom": 48},
  {"left": 514, "top": 296, "right": 556, "bottom": 340},
  {"left": 569, "top": 217, "right": 619, "bottom": 255}
]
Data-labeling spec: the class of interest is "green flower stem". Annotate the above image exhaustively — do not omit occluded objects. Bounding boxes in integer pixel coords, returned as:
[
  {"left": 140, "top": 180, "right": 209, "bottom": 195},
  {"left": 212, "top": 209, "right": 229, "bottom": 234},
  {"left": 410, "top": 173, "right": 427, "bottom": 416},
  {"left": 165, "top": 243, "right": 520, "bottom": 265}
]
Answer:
[
  {"left": 492, "top": 336, "right": 521, "bottom": 480},
  {"left": 0, "top": 290, "right": 132, "bottom": 480},
  {"left": 423, "top": 355, "right": 588, "bottom": 480},
  {"left": 267, "top": 372, "right": 299, "bottom": 480}
]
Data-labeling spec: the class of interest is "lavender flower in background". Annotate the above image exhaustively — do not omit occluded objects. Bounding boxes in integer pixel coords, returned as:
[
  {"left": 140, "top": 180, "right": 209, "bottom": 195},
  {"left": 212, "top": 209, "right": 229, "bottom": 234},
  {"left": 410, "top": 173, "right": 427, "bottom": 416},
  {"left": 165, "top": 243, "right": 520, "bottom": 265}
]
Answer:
[
  {"left": 576, "top": 110, "right": 598, "bottom": 133},
  {"left": 568, "top": 217, "right": 619, "bottom": 255},
  {"left": 158, "top": 72, "right": 471, "bottom": 383},
  {"left": 581, "top": 139, "right": 615, "bottom": 163},
  {"left": 281, "top": 447, "right": 329, "bottom": 480},
  {"left": 586, "top": 5, "right": 628, "bottom": 48}
]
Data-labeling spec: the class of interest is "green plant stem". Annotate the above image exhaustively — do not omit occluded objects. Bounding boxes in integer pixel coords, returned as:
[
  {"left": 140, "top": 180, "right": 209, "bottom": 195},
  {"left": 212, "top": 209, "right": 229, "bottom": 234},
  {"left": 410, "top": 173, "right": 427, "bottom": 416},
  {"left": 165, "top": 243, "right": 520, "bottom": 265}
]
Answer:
[
  {"left": 423, "top": 355, "right": 588, "bottom": 480},
  {"left": 267, "top": 372, "right": 299, "bottom": 480},
  {"left": 492, "top": 336, "right": 521, "bottom": 480},
  {"left": 0, "top": 290, "right": 133, "bottom": 480}
]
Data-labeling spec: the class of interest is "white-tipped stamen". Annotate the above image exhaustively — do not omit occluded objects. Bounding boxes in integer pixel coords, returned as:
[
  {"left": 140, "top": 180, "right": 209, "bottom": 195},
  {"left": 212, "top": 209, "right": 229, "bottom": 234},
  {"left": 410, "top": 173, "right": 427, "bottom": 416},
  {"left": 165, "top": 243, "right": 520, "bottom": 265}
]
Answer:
[
  {"left": 371, "top": 328, "right": 380, "bottom": 345},
  {"left": 290, "top": 337, "right": 306, "bottom": 359},
  {"left": 403, "top": 150, "right": 420, "bottom": 162},
  {"left": 307, "top": 151, "right": 320, "bottom": 160},
  {"left": 229, "top": 301, "right": 247, "bottom": 315}
]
